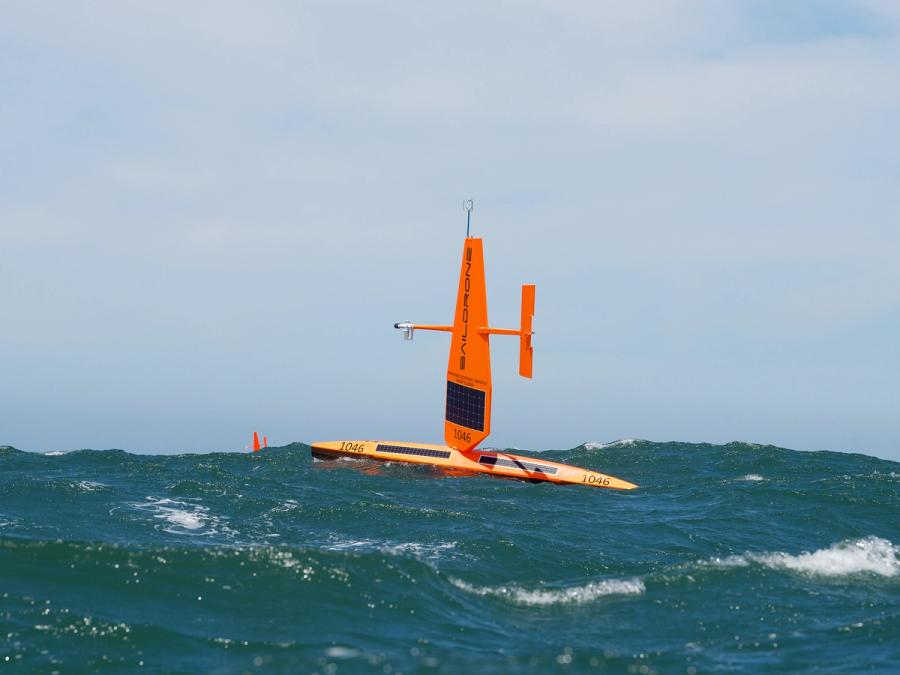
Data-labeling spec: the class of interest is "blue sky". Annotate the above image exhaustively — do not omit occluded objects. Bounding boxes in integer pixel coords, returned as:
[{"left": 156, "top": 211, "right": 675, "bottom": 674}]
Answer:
[{"left": 1, "top": 2, "right": 898, "bottom": 459}]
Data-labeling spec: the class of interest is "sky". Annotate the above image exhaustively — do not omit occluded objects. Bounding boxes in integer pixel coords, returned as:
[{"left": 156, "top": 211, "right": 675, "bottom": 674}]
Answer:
[{"left": 1, "top": 1, "right": 898, "bottom": 459}]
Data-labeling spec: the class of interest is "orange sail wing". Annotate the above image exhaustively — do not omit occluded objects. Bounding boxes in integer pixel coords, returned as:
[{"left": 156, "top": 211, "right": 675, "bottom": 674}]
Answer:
[{"left": 444, "top": 238, "right": 492, "bottom": 451}]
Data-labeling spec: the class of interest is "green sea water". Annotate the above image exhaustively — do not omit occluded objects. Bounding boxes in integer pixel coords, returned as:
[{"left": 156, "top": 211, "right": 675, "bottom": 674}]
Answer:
[{"left": 1, "top": 440, "right": 898, "bottom": 673}]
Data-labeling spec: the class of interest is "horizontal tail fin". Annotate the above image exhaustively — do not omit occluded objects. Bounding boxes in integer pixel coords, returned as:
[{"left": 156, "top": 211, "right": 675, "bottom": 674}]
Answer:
[{"left": 519, "top": 284, "right": 535, "bottom": 378}]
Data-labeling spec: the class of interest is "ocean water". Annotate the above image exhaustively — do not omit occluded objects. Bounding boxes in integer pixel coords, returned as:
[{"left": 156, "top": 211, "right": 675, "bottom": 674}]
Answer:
[{"left": 1, "top": 440, "right": 898, "bottom": 673}]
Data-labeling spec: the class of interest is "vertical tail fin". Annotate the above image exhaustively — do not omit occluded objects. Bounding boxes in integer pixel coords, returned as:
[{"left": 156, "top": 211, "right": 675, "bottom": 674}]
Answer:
[
  {"left": 252, "top": 431, "right": 261, "bottom": 452},
  {"left": 519, "top": 284, "right": 535, "bottom": 378},
  {"left": 263, "top": 435, "right": 268, "bottom": 448}
]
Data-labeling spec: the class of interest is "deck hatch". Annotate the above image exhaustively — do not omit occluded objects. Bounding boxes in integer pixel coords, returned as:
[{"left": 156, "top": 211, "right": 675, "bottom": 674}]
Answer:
[
  {"left": 478, "top": 455, "right": 558, "bottom": 475},
  {"left": 376, "top": 444, "right": 452, "bottom": 460}
]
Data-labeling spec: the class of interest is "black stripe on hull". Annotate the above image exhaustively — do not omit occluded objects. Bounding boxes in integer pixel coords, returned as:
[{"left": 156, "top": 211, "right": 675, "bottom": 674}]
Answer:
[
  {"left": 478, "top": 455, "right": 559, "bottom": 475},
  {"left": 311, "top": 447, "right": 343, "bottom": 460}
]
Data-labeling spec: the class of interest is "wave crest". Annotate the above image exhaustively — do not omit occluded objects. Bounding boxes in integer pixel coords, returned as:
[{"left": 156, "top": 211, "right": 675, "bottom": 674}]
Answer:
[
  {"left": 583, "top": 439, "right": 640, "bottom": 450},
  {"left": 323, "top": 538, "right": 457, "bottom": 561},
  {"left": 449, "top": 577, "right": 645, "bottom": 606},
  {"left": 701, "top": 537, "right": 899, "bottom": 578},
  {"left": 751, "top": 536, "right": 899, "bottom": 577}
]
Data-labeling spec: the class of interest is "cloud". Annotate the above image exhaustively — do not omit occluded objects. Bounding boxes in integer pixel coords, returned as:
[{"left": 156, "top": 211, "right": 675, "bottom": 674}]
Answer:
[{"left": 1, "top": 2, "right": 898, "bottom": 457}]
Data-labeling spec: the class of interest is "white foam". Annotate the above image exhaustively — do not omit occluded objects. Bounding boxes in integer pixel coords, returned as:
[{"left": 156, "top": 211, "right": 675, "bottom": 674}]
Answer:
[
  {"left": 449, "top": 577, "right": 645, "bottom": 606},
  {"left": 131, "top": 497, "right": 232, "bottom": 535},
  {"left": 325, "top": 646, "right": 360, "bottom": 659},
  {"left": 269, "top": 499, "right": 299, "bottom": 514},
  {"left": 750, "top": 537, "right": 899, "bottom": 577},
  {"left": 386, "top": 541, "right": 457, "bottom": 558},
  {"left": 163, "top": 510, "right": 204, "bottom": 530},
  {"left": 698, "top": 555, "right": 751, "bottom": 569},
  {"left": 324, "top": 538, "right": 377, "bottom": 551},
  {"left": 311, "top": 455, "right": 366, "bottom": 464},
  {"left": 323, "top": 538, "right": 457, "bottom": 560},
  {"left": 700, "top": 537, "right": 899, "bottom": 578},
  {"left": 584, "top": 439, "right": 638, "bottom": 450},
  {"left": 43, "top": 450, "right": 71, "bottom": 456},
  {"left": 73, "top": 480, "right": 107, "bottom": 492},
  {"left": 740, "top": 474, "right": 765, "bottom": 481}
]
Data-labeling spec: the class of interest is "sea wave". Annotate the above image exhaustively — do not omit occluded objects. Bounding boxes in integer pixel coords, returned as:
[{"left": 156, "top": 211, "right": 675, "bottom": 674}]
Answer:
[
  {"left": 449, "top": 577, "right": 645, "bottom": 606},
  {"left": 583, "top": 439, "right": 640, "bottom": 450},
  {"left": 73, "top": 480, "right": 107, "bottom": 492},
  {"left": 322, "top": 538, "right": 458, "bottom": 560},
  {"left": 751, "top": 536, "right": 899, "bottom": 577},
  {"left": 2, "top": 439, "right": 898, "bottom": 673},
  {"left": 701, "top": 537, "right": 899, "bottom": 578},
  {"left": 128, "top": 497, "right": 235, "bottom": 537}
]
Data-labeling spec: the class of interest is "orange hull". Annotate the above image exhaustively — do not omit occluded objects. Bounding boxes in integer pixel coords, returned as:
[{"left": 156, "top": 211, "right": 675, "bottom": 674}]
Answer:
[{"left": 310, "top": 440, "right": 637, "bottom": 490}]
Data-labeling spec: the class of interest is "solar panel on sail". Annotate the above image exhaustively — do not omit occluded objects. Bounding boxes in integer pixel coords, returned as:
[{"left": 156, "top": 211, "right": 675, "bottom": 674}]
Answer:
[{"left": 445, "top": 381, "right": 485, "bottom": 432}]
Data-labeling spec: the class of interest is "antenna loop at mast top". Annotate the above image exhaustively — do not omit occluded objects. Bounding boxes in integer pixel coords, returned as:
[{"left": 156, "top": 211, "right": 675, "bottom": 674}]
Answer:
[{"left": 464, "top": 199, "right": 474, "bottom": 237}]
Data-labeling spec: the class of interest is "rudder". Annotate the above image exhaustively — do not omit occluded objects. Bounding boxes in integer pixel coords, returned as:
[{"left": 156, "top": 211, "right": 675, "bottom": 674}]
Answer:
[{"left": 519, "top": 284, "right": 535, "bottom": 378}]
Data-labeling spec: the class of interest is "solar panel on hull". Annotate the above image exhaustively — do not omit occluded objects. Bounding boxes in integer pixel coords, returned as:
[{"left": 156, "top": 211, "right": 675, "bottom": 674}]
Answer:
[
  {"left": 445, "top": 381, "right": 486, "bottom": 431},
  {"left": 376, "top": 444, "right": 452, "bottom": 460},
  {"left": 478, "top": 455, "right": 559, "bottom": 475}
]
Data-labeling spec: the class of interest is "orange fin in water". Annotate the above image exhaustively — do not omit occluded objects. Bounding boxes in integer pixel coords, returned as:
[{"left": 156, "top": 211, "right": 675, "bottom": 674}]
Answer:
[{"left": 252, "top": 431, "right": 262, "bottom": 452}]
